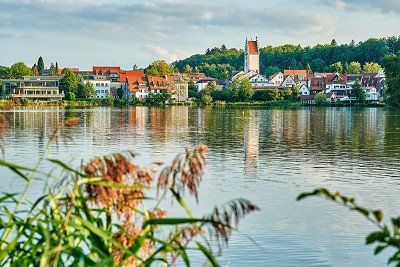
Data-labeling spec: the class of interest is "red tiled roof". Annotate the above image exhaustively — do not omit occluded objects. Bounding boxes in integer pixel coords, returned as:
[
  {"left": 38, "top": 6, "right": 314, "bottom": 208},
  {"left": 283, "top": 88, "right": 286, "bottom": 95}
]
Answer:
[
  {"left": 283, "top": 70, "right": 308, "bottom": 81},
  {"left": 93, "top": 66, "right": 121, "bottom": 75},
  {"left": 147, "top": 76, "right": 169, "bottom": 90},
  {"left": 119, "top": 70, "right": 145, "bottom": 83},
  {"left": 126, "top": 75, "right": 147, "bottom": 92},
  {"left": 247, "top": 41, "right": 258, "bottom": 55}
]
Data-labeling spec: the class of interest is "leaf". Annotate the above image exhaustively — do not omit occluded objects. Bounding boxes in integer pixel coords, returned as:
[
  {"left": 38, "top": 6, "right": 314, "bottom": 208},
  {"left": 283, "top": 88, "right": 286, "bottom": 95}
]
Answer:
[
  {"left": 353, "top": 206, "right": 369, "bottom": 217},
  {"left": 374, "top": 245, "right": 387, "bottom": 255},
  {"left": 373, "top": 210, "right": 383, "bottom": 223},
  {"left": 366, "top": 231, "right": 388, "bottom": 245},
  {"left": 142, "top": 218, "right": 208, "bottom": 229},
  {"left": 196, "top": 242, "right": 220, "bottom": 267},
  {"left": 47, "top": 159, "right": 87, "bottom": 177},
  {"left": 171, "top": 188, "right": 193, "bottom": 217}
]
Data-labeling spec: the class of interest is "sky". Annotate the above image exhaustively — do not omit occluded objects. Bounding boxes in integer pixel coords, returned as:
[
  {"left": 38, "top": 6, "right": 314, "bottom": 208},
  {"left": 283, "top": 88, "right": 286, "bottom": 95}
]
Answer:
[{"left": 0, "top": 0, "right": 399, "bottom": 70}]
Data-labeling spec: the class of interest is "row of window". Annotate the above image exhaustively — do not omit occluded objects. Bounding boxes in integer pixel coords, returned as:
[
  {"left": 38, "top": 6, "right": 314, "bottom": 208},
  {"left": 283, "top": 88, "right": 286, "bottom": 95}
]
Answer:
[{"left": 95, "top": 83, "right": 109, "bottom": 87}]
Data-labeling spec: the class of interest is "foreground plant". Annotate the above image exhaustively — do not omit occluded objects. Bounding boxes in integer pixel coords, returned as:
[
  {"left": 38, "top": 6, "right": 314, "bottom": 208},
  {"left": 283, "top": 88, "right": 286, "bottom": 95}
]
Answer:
[
  {"left": 298, "top": 188, "right": 400, "bottom": 265},
  {"left": 0, "top": 143, "right": 258, "bottom": 266}
]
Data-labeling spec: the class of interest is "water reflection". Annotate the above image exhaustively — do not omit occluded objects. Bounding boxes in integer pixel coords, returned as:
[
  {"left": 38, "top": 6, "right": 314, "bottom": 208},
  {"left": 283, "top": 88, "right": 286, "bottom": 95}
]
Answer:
[{"left": 1, "top": 106, "right": 400, "bottom": 266}]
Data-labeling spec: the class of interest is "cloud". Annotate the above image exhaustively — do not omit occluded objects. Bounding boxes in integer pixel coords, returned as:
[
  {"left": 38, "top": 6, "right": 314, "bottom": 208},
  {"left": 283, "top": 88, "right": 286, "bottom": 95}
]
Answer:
[
  {"left": 144, "top": 45, "right": 190, "bottom": 63},
  {"left": 307, "top": 0, "right": 400, "bottom": 14},
  {"left": 0, "top": 0, "right": 335, "bottom": 40}
]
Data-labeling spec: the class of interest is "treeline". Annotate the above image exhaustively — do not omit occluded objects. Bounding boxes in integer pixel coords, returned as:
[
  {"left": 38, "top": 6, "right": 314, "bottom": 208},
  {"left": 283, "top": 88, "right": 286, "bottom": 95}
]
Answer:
[{"left": 174, "top": 36, "right": 400, "bottom": 79}]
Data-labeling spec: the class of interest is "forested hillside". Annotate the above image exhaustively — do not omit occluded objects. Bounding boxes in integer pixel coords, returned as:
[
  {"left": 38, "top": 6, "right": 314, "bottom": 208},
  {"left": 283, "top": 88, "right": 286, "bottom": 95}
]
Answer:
[{"left": 174, "top": 37, "right": 400, "bottom": 79}]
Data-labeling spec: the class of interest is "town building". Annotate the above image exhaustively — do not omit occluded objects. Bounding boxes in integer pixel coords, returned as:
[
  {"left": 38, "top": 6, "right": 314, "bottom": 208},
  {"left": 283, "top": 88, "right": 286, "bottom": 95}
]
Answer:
[
  {"left": 82, "top": 75, "right": 111, "bottom": 99},
  {"left": 196, "top": 77, "right": 217, "bottom": 92},
  {"left": 244, "top": 38, "right": 260, "bottom": 74},
  {"left": 166, "top": 74, "right": 189, "bottom": 102},
  {"left": 92, "top": 66, "right": 120, "bottom": 82},
  {"left": 269, "top": 72, "right": 284, "bottom": 86},
  {"left": 147, "top": 76, "right": 169, "bottom": 94},
  {"left": 1, "top": 76, "right": 64, "bottom": 100},
  {"left": 283, "top": 70, "right": 308, "bottom": 86},
  {"left": 245, "top": 72, "right": 276, "bottom": 90}
]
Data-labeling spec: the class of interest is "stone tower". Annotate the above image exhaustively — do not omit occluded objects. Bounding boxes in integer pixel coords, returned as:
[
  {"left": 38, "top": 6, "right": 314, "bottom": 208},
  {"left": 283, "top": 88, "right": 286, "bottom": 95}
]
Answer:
[{"left": 244, "top": 37, "right": 260, "bottom": 74}]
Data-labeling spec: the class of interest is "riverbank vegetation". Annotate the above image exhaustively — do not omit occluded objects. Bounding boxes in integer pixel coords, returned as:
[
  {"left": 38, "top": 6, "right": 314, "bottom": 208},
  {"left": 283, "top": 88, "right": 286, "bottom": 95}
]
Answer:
[
  {"left": 0, "top": 118, "right": 259, "bottom": 266},
  {"left": 174, "top": 36, "right": 400, "bottom": 79}
]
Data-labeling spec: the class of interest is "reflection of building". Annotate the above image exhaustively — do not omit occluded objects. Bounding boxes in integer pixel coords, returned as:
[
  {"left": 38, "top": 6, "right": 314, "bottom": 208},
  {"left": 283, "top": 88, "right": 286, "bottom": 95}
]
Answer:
[
  {"left": 2, "top": 76, "right": 64, "bottom": 100},
  {"left": 244, "top": 111, "right": 259, "bottom": 176}
]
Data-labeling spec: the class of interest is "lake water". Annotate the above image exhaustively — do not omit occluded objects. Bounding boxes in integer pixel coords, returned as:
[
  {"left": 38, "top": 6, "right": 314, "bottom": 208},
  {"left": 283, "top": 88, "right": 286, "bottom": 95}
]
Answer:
[{"left": 1, "top": 106, "right": 400, "bottom": 266}]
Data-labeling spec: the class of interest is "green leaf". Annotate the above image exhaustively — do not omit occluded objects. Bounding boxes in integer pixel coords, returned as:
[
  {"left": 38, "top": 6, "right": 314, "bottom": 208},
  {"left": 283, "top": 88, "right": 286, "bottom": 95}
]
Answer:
[
  {"left": 196, "top": 242, "right": 220, "bottom": 267},
  {"left": 142, "top": 218, "right": 208, "bottom": 229},
  {"left": 373, "top": 210, "right": 383, "bottom": 223},
  {"left": 353, "top": 206, "right": 369, "bottom": 217},
  {"left": 171, "top": 188, "right": 193, "bottom": 217},
  {"left": 47, "top": 159, "right": 87, "bottom": 177},
  {"left": 374, "top": 245, "right": 387, "bottom": 255},
  {"left": 366, "top": 231, "right": 388, "bottom": 245}
]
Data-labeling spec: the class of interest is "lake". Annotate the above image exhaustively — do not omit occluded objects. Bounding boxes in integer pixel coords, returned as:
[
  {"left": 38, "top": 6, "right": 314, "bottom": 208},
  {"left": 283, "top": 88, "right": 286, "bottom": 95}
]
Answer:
[{"left": 1, "top": 106, "right": 400, "bottom": 266}]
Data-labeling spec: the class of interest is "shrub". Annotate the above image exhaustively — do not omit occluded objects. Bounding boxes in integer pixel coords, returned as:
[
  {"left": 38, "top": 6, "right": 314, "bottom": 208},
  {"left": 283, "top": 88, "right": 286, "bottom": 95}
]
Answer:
[{"left": 314, "top": 92, "right": 327, "bottom": 105}]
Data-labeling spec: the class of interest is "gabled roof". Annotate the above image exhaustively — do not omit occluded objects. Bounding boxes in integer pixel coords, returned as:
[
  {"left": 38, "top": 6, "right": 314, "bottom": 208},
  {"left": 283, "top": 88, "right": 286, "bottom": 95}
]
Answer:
[
  {"left": 119, "top": 70, "right": 145, "bottom": 83},
  {"left": 269, "top": 72, "right": 283, "bottom": 80},
  {"left": 93, "top": 66, "right": 121, "bottom": 75},
  {"left": 283, "top": 70, "right": 307, "bottom": 78}
]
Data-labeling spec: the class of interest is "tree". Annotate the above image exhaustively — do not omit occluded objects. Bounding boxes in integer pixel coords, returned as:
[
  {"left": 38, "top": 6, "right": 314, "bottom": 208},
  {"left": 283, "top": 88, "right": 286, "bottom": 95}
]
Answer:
[
  {"left": 306, "top": 63, "right": 313, "bottom": 74},
  {"left": 363, "top": 62, "right": 381, "bottom": 73},
  {"left": 280, "top": 89, "right": 292, "bottom": 100},
  {"left": 265, "top": 66, "right": 280, "bottom": 78},
  {"left": 314, "top": 92, "right": 327, "bottom": 105},
  {"left": 382, "top": 54, "right": 400, "bottom": 107},
  {"left": 252, "top": 89, "right": 280, "bottom": 101},
  {"left": 50, "top": 63, "right": 57, "bottom": 76},
  {"left": 183, "top": 65, "right": 193, "bottom": 73},
  {"left": 59, "top": 69, "right": 81, "bottom": 95},
  {"left": 145, "top": 60, "right": 174, "bottom": 76},
  {"left": 188, "top": 80, "right": 198, "bottom": 98},
  {"left": 37, "top": 56, "right": 44, "bottom": 75},
  {"left": 10, "top": 62, "right": 33, "bottom": 78},
  {"left": 32, "top": 64, "right": 39, "bottom": 76},
  {"left": 117, "top": 86, "right": 124, "bottom": 99},
  {"left": 132, "top": 64, "right": 138, "bottom": 70},
  {"left": 0, "top": 66, "right": 12, "bottom": 79},
  {"left": 331, "top": 39, "right": 337, "bottom": 46},
  {"left": 346, "top": 61, "right": 362, "bottom": 74},
  {"left": 76, "top": 82, "right": 95, "bottom": 99},
  {"left": 201, "top": 94, "right": 213, "bottom": 105},
  {"left": 330, "top": 62, "right": 343, "bottom": 73},
  {"left": 290, "top": 86, "right": 301, "bottom": 101},
  {"left": 349, "top": 79, "right": 366, "bottom": 103},
  {"left": 224, "top": 77, "right": 253, "bottom": 102},
  {"left": 55, "top": 62, "right": 59, "bottom": 73},
  {"left": 66, "top": 92, "right": 76, "bottom": 101}
]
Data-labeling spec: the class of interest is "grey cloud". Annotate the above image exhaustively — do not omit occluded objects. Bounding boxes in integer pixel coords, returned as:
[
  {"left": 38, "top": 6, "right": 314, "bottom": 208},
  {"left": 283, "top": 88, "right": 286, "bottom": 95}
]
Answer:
[
  {"left": 0, "top": 0, "right": 335, "bottom": 40},
  {"left": 307, "top": 0, "right": 400, "bottom": 14}
]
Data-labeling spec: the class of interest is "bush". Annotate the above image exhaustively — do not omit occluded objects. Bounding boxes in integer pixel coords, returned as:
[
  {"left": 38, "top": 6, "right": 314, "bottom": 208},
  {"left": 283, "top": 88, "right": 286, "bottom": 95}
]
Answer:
[
  {"left": 314, "top": 92, "right": 327, "bottom": 105},
  {"left": 65, "top": 92, "right": 76, "bottom": 101}
]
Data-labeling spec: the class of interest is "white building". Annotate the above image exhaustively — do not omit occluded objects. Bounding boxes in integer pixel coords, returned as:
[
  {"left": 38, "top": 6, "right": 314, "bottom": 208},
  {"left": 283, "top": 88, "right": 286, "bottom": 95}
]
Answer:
[
  {"left": 269, "top": 72, "right": 284, "bottom": 86},
  {"left": 196, "top": 77, "right": 217, "bottom": 92},
  {"left": 244, "top": 38, "right": 260, "bottom": 74},
  {"left": 247, "top": 73, "right": 276, "bottom": 90},
  {"left": 300, "top": 84, "right": 310, "bottom": 95},
  {"left": 83, "top": 75, "right": 111, "bottom": 99}
]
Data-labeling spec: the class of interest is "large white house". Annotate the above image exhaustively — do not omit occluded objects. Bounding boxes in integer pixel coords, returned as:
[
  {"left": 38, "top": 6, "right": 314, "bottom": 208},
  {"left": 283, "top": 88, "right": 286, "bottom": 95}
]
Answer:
[{"left": 83, "top": 75, "right": 111, "bottom": 99}]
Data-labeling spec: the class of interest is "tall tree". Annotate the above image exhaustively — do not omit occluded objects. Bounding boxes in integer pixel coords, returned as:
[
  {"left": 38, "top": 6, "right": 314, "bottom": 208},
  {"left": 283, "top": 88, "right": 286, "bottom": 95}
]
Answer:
[
  {"left": 11, "top": 62, "right": 33, "bottom": 78},
  {"left": 37, "top": 56, "right": 44, "bottom": 75},
  {"left": 32, "top": 64, "right": 39, "bottom": 76},
  {"left": 0, "top": 66, "right": 12, "bottom": 79},
  {"left": 145, "top": 60, "right": 174, "bottom": 76},
  {"left": 59, "top": 69, "right": 81, "bottom": 95},
  {"left": 349, "top": 79, "right": 366, "bottom": 103},
  {"left": 382, "top": 54, "right": 400, "bottom": 107},
  {"left": 331, "top": 39, "right": 337, "bottom": 46},
  {"left": 55, "top": 62, "right": 59, "bottom": 74},
  {"left": 330, "top": 62, "right": 343, "bottom": 73},
  {"left": 346, "top": 61, "right": 362, "bottom": 74},
  {"left": 362, "top": 62, "right": 381, "bottom": 73}
]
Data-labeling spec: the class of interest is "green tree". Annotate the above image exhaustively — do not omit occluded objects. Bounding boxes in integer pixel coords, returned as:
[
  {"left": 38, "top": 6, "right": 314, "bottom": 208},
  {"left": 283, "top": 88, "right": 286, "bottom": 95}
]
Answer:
[
  {"left": 290, "top": 86, "right": 301, "bottom": 101},
  {"left": 50, "top": 63, "right": 57, "bottom": 76},
  {"left": 0, "top": 66, "right": 12, "bottom": 79},
  {"left": 59, "top": 69, "right": 81, "bottom": 95},
  {"left": 265, "top": 66, "right": 280, "bottom": 78},
  {"left": 66, "top": 92, "right": 76, "bottom": 101},
  {"left": 10, "top": 62, "right": 33, "bottom": 78},
  {"left": 132, "top": 64, "right": 138, "bottom": 70},
  {"left": 346, "top": 61, "right": 362, "bottom": 74},
  {"left": 306, "top": 63, "right": 313, "bottom": 74},
  {"left": 363, "top": 62, "right": 381, "bottom": 73},
  {"left": 330, "top": 62, "right": 344, "bottom": 73},
  {"left": 349, "top": 79, "right": 366, "bottom": 103},
  {"left": 117, "top": 86, "right": 124, "bottom": 99},
  {"left": 382, "top": 54, "right": 400, "bottom": 107},
  {"left": 252, "top": 89, "right": 280, "bottom": 101},
  {"left": 55, "top": 62, "right": 59, "bottom": 74},
  {"left": 331, "top": 39, "right": 337, "bottom": 46},
  {"left": 37, "top": 56, "right": 44, "bottom": 75},
  {"left": 32, "top": 64, "right": 39, "bottom": 76},
  {"left": 314, "top": 92, "right": 327, "bottom": 105},
  {"left": 76, "top": 82, "right": 95, "bottom": 99},
  {"left": 145, "top": 60, "right": 174, "bottom": 76},
  {"left": 201, "top": 94, "right": 213, "bottom": 105},
  {"left": 188, "top": 80, "right": 198, "bottom": 98},
  {"left": 183, "top": 65, "right": 193, "bottom": 73}
]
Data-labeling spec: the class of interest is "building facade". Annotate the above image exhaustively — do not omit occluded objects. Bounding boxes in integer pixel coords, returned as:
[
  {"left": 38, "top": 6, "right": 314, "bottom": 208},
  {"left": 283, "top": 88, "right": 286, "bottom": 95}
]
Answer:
[
  {"left": 1, "top": 76, "right": 64, "bottom": 100},
  {"left": 83, "top": 75, "right": 111, "bottom": 99},
  {"left": 244, "top": 38, "right": 260, "bottom": 74}
]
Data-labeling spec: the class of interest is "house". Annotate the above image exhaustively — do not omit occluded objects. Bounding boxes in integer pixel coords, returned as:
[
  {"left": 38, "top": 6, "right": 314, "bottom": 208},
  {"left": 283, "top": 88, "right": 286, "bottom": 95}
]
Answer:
[
  {"left": 309, "top": 72, "right": 347, "bottom": 95},
  {"left": 92, "top": 66, "right": 121, "bottom": 82},
  {"left": 83, "top": 75, "right": 111, "bottom": 99},
  {"left": 196, "top": 77, "right": 217, "bottom": 92},
  {"left": 299, "top": 84, "right": 310, "bottom": 95},
  {"left": 122, "top": 70, "right": 148, "bottom": 100},
  {"left": 301, "top": 92, "right": 336, "bottom": 104},
  {"left": 184, "top": 73, "right": 206, "bottom": 83},
  {"left": 147, "top": 76, "right": 169, "bottom": 94},
  {"left": 166, "top": 74, "right": 189, "bottom": 102},
  {"left": 247, "top": 73, "right": 276, "bottom": 90},
  {"left": 1, "top": 76, "right": 64, "bottom": 100},
  {"left": 281, "top": 75, "right": 297, "bottom": 88},
  {"left": 269, "top": 72, "right": 284, "bottom": 86},
  {"left": 283, "top": 70, "right": 308, "bottom": 86},
  {"left": 244, "top": 38, "right": 259, "bottom": 74}
]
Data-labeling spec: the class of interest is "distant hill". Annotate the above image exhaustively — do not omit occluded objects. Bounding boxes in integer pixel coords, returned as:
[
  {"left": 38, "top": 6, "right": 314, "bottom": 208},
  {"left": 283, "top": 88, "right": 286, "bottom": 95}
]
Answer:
[{"left": 173, "top": 36, "right": 400, "bottom": 79}]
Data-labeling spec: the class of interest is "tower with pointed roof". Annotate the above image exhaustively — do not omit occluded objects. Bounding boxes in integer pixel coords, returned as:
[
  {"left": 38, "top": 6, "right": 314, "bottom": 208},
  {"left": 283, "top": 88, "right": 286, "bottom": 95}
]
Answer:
[{"left": 244, "top": 37, "right": 260, "bottom": 74}]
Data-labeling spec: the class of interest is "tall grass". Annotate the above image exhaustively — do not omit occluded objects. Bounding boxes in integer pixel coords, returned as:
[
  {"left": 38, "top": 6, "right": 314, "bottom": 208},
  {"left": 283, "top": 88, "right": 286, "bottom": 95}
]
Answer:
[{"left": 0, "top": 118, "right": 259, "bottom": 266}]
